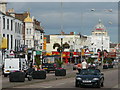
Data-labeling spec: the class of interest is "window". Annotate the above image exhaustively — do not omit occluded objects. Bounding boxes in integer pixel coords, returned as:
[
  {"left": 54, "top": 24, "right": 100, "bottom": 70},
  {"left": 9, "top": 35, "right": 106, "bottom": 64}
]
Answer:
[
  {"left": 3, "top": 34, "right": 5, "bottom": 37},
  {"left": 29, "top": 29, "right": 31, "bottom": 34},
  {"left": 11, "top": 35, "right": 13, "bottom": 49},
  {"left": 15, "top": 39, "right": 16, "bottom": 51},
  {"left": 40, "top": 46, "right": 42, "bottom": 49},
  {"left": 15, "top": 22, "right": 17, "bottom": 33},
  {"left": 18, "top": 23, "right": 19, "bottom": 33},
  {"left": 41, "top": 35, "right": 42, "bottom": 39},
  {"left": 7, "top": 19, "right": 9, "bottom": 30},
  {"left": 7, "top": 34, "right": 9, "bottom": 50},
  {"left": 27, "top": 28, "right": 29, "bottom": 34},
  {"left": 29, "top": 40, "right": 31, "bottom": 46},
  {"left": 11, "top": 20, "right": 13, "bottom": 31},
  {"left": 19, "top": 24, "right": 21, "bottom": 34},
  {"left": 3, "top": 18, "right": 5, "bottom": 29},
  {"left": 26, "top": 40, "right": 28, "bottom": 45}
]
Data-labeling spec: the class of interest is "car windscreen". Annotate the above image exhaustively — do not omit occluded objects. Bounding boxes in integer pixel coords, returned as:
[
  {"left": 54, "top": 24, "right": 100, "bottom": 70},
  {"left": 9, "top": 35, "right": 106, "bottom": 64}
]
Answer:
[
  {"left": 80, "top": 69, "right": 100, "bottom": 75},
  {"left": 43, "top": 57, "right": 54, "bottom": 63}
]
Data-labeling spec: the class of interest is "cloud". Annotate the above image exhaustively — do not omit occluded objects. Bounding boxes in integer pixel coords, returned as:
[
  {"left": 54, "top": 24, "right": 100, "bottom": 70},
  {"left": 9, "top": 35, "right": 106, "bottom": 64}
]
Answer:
[{"left": 7, "top": 2, "right": 118, "bottom": 43}]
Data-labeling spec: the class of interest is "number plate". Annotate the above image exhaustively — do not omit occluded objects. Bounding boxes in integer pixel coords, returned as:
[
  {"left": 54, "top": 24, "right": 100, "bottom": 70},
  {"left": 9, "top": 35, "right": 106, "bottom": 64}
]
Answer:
[
  {"left": 43, "top": 68, "right": 48, "bottom": 69},
  {"left": 83, "top": 80, "right": 91, "bottom": 83}
]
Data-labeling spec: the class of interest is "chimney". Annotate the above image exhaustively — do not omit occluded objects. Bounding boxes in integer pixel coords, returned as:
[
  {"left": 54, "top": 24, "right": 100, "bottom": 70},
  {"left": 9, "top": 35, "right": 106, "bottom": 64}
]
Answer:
[
  {"left": 70, "top": 32, "right": 74, "bottom": 35},
  {"left": 61, "top": 31, "right": 65, "bottom": 35}
]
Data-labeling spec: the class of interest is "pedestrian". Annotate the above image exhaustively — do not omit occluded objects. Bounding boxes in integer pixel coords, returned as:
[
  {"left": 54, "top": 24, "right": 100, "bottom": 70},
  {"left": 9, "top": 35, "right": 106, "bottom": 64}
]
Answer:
[
  {"left": 81, "top": 59, "right": 88, "bottom": 69},
  {"left": 77, "top": 62, "right": 82, "bottom": 73}
]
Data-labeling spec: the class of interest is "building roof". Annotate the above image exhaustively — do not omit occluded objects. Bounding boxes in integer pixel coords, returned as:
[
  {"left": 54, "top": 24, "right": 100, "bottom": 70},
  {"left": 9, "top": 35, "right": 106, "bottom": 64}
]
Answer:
[
  {"left": 15, "top": 12, "right": 28, "bottom": 21},
  {"left": 24, "top": 12, "right": 33, "bottom": 23},
  {"left": 93, "top": 19, "right": 107, "bottom": 32}
]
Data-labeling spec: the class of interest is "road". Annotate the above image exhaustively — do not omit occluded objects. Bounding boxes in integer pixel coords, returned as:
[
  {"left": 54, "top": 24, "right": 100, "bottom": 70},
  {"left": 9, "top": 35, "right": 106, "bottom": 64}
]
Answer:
[{"left": 13, "top": 69, "right": 119, "bottom": 89}]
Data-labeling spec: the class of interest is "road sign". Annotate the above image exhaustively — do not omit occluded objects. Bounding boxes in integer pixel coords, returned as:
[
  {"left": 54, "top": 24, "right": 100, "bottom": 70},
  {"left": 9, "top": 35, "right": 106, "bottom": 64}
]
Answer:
[{"left": 85, "top": 49, "right": 90, "bottom": 54}]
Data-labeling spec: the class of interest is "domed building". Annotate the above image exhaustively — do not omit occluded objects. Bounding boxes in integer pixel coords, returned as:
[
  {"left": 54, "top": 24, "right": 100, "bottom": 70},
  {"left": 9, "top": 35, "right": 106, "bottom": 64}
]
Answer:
[{"left": 87, "top": 19, "right": 110, "bottom": 53}]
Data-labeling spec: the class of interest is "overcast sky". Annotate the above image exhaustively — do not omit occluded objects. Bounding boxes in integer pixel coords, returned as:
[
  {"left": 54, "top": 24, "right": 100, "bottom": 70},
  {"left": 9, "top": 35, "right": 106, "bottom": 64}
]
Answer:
[{"left": 7, "top": 2, "right": 118, "bottom": 43}]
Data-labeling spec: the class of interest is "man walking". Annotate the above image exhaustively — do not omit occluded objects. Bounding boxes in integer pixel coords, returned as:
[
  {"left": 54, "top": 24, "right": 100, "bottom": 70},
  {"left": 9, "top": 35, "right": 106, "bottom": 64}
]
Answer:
[{"left": 81, "top": 59, "right": 87, "bottom": 69}]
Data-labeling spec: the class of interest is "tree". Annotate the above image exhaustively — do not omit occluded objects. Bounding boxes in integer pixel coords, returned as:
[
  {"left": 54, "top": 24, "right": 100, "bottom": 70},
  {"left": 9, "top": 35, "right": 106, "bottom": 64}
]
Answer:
[
  {"left": 53, "top": 42, "right": 70, "bottom": 67},
  {"left": 103, "top": 59, "right": 107, "bottom": 64},
  {"left": 35, "top": 55, "right": 41, "bottom": 69},
  {"left": 87, "top": 57, "right": 94, "bottom": 64}
]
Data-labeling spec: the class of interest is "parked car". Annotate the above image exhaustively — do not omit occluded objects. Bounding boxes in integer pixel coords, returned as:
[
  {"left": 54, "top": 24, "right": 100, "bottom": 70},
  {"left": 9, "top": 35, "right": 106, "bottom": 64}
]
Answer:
[
  {"left": 42, "top": 63, "right": 58, "bottom": 73},
  {"left": 75, "top": 69, "right": 104, "bottom": 88}
]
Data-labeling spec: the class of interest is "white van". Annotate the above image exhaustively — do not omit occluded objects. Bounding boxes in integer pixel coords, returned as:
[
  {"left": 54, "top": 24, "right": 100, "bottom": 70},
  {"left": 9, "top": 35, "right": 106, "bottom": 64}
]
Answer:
[{"left": 3, "top": 58, "right": 28, "bottom": 77}]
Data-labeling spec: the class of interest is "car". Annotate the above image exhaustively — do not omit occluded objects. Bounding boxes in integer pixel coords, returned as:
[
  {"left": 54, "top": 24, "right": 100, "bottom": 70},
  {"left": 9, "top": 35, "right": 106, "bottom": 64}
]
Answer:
[
  {"left": 42, "top": 63, "right": 58, "bottom": 73},
  {"left": 75, "top": 69, "right": 104, "bottom": 88}
]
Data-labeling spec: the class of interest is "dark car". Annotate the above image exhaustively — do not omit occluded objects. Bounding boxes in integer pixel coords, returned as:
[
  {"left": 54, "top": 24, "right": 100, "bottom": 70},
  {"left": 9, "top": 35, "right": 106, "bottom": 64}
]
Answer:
[
  {"left": 75, "top": 69, "right": 104, "bottom": 88},
  {"left": 42, "top": 63, "right": 58, "bottom": 73}
]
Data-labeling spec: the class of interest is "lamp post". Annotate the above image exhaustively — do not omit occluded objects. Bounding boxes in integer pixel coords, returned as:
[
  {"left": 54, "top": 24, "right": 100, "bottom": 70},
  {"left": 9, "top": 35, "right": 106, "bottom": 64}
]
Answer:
[
  {"left": 90, "top": 9, "right": 112, "bottom": 70},
  {"left": 58, "top": 35, "right": 64, "bottom": 62}
]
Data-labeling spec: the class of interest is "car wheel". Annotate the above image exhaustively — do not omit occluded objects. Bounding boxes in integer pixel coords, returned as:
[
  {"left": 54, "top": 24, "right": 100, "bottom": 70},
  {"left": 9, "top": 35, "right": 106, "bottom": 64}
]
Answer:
[
  {"left": 101, "top": 82, "right": 104, "bottom": 87},
  {"left": 28, "top": 76, "right": 32, "bottom": 81},
  {"left": 97, "top": 82, "right": 101, "bottom": 88},
  {"left": 4, "top": 74, "right": 8, "bottom": 77},
  {"left": 47, "top": 71, "right": 50, "bottom": 73},
  {"left": 75, "top": 81, "right": 79, "bottom": 87},
  {"left": 73, "top": 67, "right": 76, "bottom": 70}
]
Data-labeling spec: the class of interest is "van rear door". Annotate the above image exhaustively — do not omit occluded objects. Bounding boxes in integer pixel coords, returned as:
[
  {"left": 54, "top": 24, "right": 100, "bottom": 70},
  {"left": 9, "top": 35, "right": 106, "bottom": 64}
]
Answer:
[{"left": 4, "top": 58, "right": 19, "bottom": 74}]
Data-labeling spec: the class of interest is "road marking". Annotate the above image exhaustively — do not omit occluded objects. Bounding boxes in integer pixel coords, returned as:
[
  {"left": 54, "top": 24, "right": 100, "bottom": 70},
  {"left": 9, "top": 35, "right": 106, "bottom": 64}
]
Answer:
[{"left": 44, "top": 86, "right": 53, "bottom": 88}]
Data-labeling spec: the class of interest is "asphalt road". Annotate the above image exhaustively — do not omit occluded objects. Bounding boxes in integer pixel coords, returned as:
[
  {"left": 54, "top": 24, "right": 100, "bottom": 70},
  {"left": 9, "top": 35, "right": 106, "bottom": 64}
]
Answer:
[{"left": 13, "top": 69, "right": 119, "bottom": 89}]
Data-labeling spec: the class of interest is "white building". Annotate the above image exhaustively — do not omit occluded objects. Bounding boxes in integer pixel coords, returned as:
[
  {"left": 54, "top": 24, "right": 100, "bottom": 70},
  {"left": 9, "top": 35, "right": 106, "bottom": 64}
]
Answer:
[
  {"left": 87, "top": 20, "right": 110, "bottom": 53},
  {"left": 0, "top": 2, "right": 23, "bottom": 52},
  {"left": 46, "top": 32, "right": 87, "bottom": 53},
  {"left": 24, "top": 12, "right": 44, "bottom": 51}
]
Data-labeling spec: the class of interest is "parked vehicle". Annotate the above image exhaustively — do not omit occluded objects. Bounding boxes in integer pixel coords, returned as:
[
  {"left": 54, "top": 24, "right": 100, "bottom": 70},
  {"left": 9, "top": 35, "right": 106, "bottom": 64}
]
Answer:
[
  {"left": 3, "top": 58, "right": 28, "bottom": 77},
  {"left": 42, "top": 56, "right": 59, "bottom": 73},
  {"left": 75, "top": 69, "right": 104, "bottom": 88}
]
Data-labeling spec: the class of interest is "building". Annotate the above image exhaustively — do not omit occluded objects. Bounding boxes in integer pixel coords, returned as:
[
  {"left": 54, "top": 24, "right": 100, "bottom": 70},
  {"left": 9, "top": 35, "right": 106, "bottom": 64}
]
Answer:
[
  {"left": 45, "top": 32, "right": 87, "bottom": 63},
  {"left": 0, "top": 2, "right": 23, "bottom": 52},
  {"left": 9, "top": 11, "right": 44, "bottom": 52},
  {"left": 0, "top": 2, "right": 23, "bottom": 64},
  {"left": 87, "top": 19, "right": 110, "bottom": 53}
]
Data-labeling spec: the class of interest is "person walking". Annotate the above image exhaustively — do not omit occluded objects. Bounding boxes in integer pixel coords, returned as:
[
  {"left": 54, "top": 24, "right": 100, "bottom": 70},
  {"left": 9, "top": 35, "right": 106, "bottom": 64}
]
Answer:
[
  {"left": 77, "top": 62, "right": 82, "bottom": 73},
  {"left": 81, "top": 59, "right": 88, "bottom": 69}
]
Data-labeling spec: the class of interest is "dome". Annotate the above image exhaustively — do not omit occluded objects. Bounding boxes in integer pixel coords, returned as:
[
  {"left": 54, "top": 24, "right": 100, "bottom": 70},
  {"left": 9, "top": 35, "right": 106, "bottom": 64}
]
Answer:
[
  {"left": 93, "top": 19, "right": 106, "bottom": 32},
  {"left": 24, "top": 12, "right": 33, "bottom": 23}
]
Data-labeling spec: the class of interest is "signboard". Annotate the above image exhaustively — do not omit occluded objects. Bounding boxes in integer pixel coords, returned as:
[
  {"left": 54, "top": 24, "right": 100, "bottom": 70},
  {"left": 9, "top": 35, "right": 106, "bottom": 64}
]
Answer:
[
  {"left": 1, "top": 37, "right": 7, "bottom": 49},
  {"left": 36, "top": 51, "right": 42, "bottom": 55},
  {"left": 107, "top": 52, "right": 116, "bottom": 58}
]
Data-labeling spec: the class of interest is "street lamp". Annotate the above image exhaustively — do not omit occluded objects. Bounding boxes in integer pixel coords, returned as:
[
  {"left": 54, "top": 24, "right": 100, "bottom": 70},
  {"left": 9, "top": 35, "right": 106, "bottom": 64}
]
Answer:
[
  {"left": 90, "top": 9, "right": 112, "bottom": 70},
  {"left": 58, "top": 35, "right": 64, "bottom": 62}
]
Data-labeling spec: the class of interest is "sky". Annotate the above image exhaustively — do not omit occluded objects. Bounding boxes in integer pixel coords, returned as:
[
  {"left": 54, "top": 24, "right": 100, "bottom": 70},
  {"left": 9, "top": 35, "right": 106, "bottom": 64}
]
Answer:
[{"left": 7, "top": 1, "right": 119, "bottom": 43}]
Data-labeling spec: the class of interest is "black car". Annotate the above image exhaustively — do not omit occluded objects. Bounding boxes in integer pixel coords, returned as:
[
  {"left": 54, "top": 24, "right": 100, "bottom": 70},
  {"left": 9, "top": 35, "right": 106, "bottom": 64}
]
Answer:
[
  {"left": 75, "top": 69, "right": 104, "bottom": 88},
  {"left": 42, "top": 63, "right": 58, "bottom": 73}
]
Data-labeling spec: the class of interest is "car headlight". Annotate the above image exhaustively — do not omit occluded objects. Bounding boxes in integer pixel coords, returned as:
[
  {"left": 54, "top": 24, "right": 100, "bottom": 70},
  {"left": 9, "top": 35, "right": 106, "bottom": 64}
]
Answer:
[
  {"left": 76, "top": 77, "right": 82, "bottom": 80},
  {"left": 93, "top": 78, "right": 99, "bottom": 80}
]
